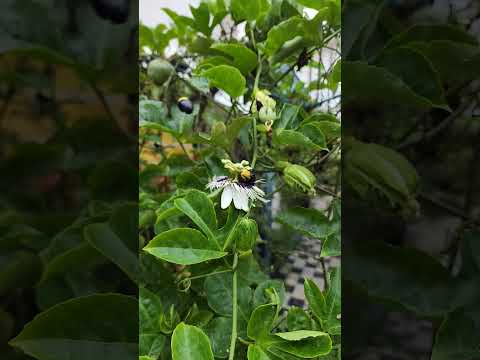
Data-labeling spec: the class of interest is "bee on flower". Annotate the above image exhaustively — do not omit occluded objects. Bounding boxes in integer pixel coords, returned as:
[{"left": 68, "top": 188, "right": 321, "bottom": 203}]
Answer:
[{"left": 206, "top": 160, "right": 268, "bottom": 212}]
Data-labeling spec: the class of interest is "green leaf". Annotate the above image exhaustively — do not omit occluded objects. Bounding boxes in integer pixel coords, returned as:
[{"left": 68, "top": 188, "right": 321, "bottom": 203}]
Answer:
[
  {"left": 174, "top": 190, "right": 217, "bottom": 239},
  {"left": 140, "top": 333, "right": 165, "bottom": 358},
  {"left": 226, "top": 116, "right": 253, "bottom": 144},
  {"left": 0, "top": 251, "right": 43, "bottom": 296},
  {"left": 270, "top": 332, "right": 332, "bottom": 358},
  {"left": 201, "top": 65, "right": 246, "bottom": 98},
  {"left": 204, "top": 272, "right": 252, "bottom": 321},
  {"left": 247, "top": 304, "right": 277, "bottom": 340},
  {"left": 312, "top": 121, "right": 340, "bottom": 140},
  {"left": 144, "top": 228, "right": 227, "bottom": 265},
  {"left": 203, "top": 317, "right": 232, "bottom": 358},
  {"left": 10, "top": 294, "right": 137, "bottom": 360},
  {"left": 298, "top": 123, "right": 327, "bottom": 149},
  {"left": 40, "top": 243, "right": 105, "bottom": 282},
  {"left": 276, "top": 104, "right": 300, "bottom": 130},
  {"left": 248, "top": 344, "right": 271, "bottom": 360},
  {"left": 275, "top": 330, "right": 329, "bottom": 341},
  {"left": 431, "top": 309, "right": 480, "bottom": 360},
  {"left": 287, "top": 307, "right": 312, "bottom": 331},
  {"left": 323, "top": 268, "right": 341, "bottom": 335},
  {"left": 343, "top": 61, "right": 434, "bottom": 109},
  {"left": 273, "top": 130, "right": 320, "bottom": 150},
  {"left": 253, "top": 280, "right": 286, "bottom": 308},
  {"left": 231, "top": 0, "right": 261, "bottom": 21},
  {"left": 190, "top": 3, "right": 212, "bottom": 36},
  {"left": 276, "top": 207, "right": 333, "bottom": 239},
  {"left": 304, "top": 279, "right": 326, "bottom": 323},
  {"left": 385, "top": 24, "right": 477, "bottom": 49},
  {"left": 376, "top": 47, "right": 448, "bottom": 110},
  {"left": 211, "top": 43, "right": 258, "bottom": 75},
  {"left": 345, "top": 239, "right": 457, "bottom": 316},
  {"left": 237, "top": 252, "right": 269, "bottom": 286},
  {"left": 264, "top": 17, "right": 305, "bottom": 56},
  {"left": 171, "top": 323, "right": 214, "bottom": 360},
  {"left": 84, "top": 222, "right": 139, "bottom": 282},
  {"left": 140, "top": 287, "right": 163, "bottom": 332},
  {"left": 344, "top": 140, "right": 418, "bottom": 205}
]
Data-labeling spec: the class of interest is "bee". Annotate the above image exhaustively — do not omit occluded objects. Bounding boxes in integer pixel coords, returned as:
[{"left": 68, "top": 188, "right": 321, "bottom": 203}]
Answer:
[{"left": 239, "top": 169, "right": 256, "bottom": 185}]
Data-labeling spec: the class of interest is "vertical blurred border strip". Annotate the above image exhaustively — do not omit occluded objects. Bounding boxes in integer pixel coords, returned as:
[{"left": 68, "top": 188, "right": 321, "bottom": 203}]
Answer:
[
  {"left": 343, "top": 0, "right": 480, "bottom": 359},
  {"left": 0, "top": 1, "right": 139, "bottom": 360}
]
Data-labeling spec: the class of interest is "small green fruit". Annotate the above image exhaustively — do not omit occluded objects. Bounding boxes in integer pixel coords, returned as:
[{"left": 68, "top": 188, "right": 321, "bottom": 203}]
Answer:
[
  {"left": 147, "top": 59, "right": 174, "bottom": 85},
  {"left": 283, "top": 164, "right": 316, "bottom": 194}
]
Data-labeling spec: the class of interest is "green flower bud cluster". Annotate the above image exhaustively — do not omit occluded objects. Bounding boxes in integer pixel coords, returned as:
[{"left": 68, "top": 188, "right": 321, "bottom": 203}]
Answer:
[{"left": 252, "top": 90, "right": 277, "bottom": 127}]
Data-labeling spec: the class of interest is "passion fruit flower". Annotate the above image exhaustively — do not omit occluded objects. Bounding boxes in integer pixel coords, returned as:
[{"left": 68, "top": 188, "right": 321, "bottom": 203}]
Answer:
[
  {"left": 252, "top": 89, "right": 277, "bottom": 126},
  {"left": 206, "top": 160, "right": 268, "bottom": 212}
]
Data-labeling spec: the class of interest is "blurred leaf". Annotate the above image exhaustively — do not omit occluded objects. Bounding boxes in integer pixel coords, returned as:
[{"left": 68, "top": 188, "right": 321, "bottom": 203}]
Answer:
[
  {"left": 201, "top": 65, "right": 246, "bottom": 98},
  {"left": 10, "top": 294, "right": 137, "bottom": 360},
  {"left": 211, "top": 43, "right": 258, "bottom": 75},
  {"left": 276, "top": 207, "right": 333, "bottom": 239}
]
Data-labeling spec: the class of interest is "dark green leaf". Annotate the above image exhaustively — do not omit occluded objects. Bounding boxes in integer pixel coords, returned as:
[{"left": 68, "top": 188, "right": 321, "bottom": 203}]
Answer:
[{"left": 10, "top": 294, "right": 137, "bottom": 360}]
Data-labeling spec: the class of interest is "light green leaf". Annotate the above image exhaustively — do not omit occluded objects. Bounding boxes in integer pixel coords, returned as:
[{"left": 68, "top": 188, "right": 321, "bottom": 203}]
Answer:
[
  {"left": 144, "top": 228, "right": 227, "bottom": 265},
  {"left": 231, "top": 0, "right": 261, "bottom": 21},
  {"left": 270, "top": 332, "right": 332, "bottom": 358},
  {"left": 10, "top": 294, "right": 137, "bottom": 360},
  {"left": 211, "top": 43, "right": 258, "bottom": 75},
  {"left": 264, "top": 17, "right": 305, "bottom": 56},
  {"left": 201, "top": 65, "right": 246, "bottom": 98},
  {"left": 273, "top": 130, "right": 320, "bottom": 150},
  {"left": 190, "top": 3, "right": 211, "bottom": 36},
  {"left": 247, "top": 304, "right": 277, "bottom": 340},
  {"left": 304, "top": 279, "right": 326, "bottom": 323},
  {"left": 226, "top": 116, "right": 253, "bottom": 144},
  {"left": 298, "top": 123, "right": 327, "bottom": 149},
  {"left": 248, "top": 344, "right": 271, "bottom": 360},
  {"left": 171, "top": 323, "right": 214, "bottom": 360},
  {"left": 275, "top": 330, "right": 329, "bottom": 341},
  {"left": 253, "top": 280, "right": 286, "bottom": 308},
  {"left": 287, "top": 307, "right": 312, "bottom": 331},
  {"left": 174, "top": 190, "right": 217, "bottom": 239},
  {"left": 276, "top": 104, "right": 300, "bottom": 130}
]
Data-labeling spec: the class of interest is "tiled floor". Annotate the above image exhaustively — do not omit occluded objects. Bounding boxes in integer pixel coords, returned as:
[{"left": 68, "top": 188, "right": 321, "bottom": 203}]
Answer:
[{"left": 272, "top": 236, "right": 340, "bottom": 308}]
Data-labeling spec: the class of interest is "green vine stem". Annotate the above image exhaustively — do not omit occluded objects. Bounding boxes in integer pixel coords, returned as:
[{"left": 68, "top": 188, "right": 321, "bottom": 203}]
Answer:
[
  {"left": 228, "top": 253, "right": 239, "bottom": 360},
  {"left": 251, "top": 28, "right": 262, "bottom": 168}
]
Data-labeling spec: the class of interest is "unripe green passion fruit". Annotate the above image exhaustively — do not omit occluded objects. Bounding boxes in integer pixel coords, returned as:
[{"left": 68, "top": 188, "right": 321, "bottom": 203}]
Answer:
[{"left": 147, "top": 59, "right": 174, "bottom": 85}]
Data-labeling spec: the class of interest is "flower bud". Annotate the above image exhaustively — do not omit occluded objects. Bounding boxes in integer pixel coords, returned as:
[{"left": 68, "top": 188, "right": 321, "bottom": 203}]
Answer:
[
  {"left": 234, "top": 217, "right": 258, "bottom": 251},
  {"left": 283, "top": 164, "right": 316, "bottom": 194},
  {"left": 259, "top": 106, "right": 277, "bottom": 123}
]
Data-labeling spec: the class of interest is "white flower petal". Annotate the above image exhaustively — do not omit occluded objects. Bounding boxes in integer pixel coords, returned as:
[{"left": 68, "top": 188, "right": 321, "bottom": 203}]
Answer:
[
  {"left": 221, "top": 186, "right": 233, "bottom": 209},
  {"left": 232, "top": 187, "right": 249, "bottom": 212}
]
